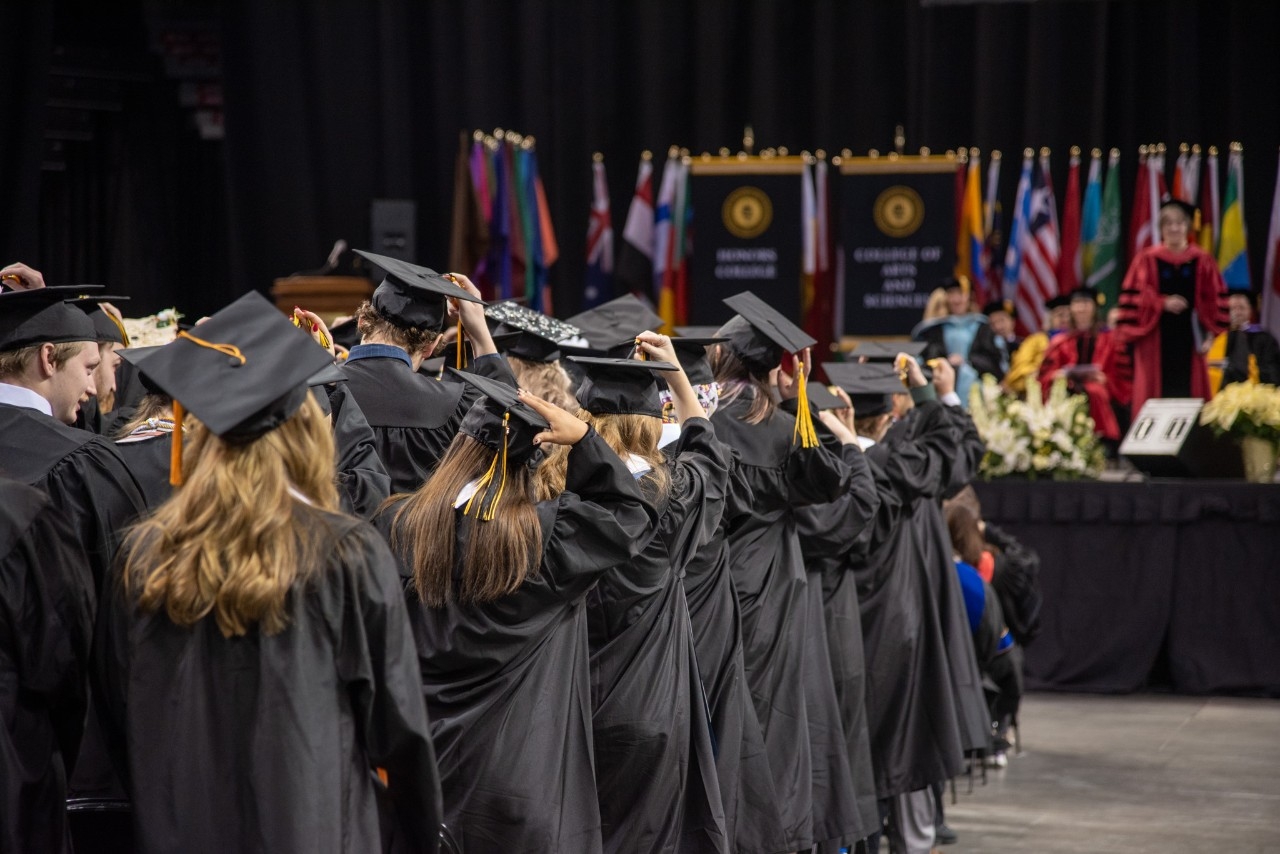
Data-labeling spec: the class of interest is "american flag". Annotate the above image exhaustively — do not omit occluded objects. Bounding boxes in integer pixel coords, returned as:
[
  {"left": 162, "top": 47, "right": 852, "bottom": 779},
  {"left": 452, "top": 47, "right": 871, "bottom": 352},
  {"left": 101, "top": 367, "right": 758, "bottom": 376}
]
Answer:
[{"left": 1014, "top": 158, "right": 1061, "bottom": 333}]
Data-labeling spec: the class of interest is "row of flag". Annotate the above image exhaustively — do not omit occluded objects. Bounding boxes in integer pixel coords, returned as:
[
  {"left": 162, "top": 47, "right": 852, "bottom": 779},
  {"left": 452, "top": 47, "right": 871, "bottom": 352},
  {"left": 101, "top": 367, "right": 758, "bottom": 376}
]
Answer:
[
  {"left": 957, "top": 143, "right": 1263, "bottom": 338},
  {"left": 449, "top": 130, "right": 559, "bottom": 314}
]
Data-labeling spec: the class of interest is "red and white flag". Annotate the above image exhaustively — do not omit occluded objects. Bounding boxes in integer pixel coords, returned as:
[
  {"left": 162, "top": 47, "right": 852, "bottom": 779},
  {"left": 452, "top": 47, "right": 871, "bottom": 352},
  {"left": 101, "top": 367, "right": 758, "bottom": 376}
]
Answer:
[{"left": 1014, "top": 156, "right": 1061, "bottom": 333}]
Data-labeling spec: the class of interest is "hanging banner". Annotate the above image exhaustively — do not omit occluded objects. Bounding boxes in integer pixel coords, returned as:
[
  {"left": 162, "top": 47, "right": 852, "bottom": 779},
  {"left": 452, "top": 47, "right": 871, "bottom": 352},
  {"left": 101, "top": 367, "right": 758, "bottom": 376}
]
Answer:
[
  {"left": 688, "top": 157, "right": 805, "bottom": 326},
  {"left": 839, "top": 155, "right": 957, "bottom": 336}
]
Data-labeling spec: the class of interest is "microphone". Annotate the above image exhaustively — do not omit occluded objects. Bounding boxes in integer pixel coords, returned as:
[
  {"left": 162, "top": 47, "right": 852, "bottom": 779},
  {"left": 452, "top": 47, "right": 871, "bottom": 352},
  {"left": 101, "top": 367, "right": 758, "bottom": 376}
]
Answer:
[{"left": 290, "top": 239, "right": 348, "bottom": 277}]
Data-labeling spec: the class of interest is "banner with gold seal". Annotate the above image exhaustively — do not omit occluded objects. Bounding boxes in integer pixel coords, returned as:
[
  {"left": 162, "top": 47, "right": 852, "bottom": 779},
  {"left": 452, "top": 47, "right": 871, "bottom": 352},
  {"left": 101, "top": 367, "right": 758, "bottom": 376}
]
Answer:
[
  {"left": 688, "top": 156, "right": 805, "bottom": 325},
  {"left": 839, "top": 153, "right": 958, "bottom": 335}
]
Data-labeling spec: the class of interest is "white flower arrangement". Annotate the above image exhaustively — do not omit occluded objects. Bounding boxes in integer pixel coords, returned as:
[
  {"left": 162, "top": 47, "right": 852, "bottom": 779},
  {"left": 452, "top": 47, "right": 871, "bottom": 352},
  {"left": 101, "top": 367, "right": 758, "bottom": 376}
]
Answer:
[
  {"left": 1199, "top": 382, "right": 1280, "bottom": 444},
  {"left": 968, "top": 375, "right": 1105, "bottom": 480},
  {"left": 122, "top": 308, "right": 183, "bottom": 347}
]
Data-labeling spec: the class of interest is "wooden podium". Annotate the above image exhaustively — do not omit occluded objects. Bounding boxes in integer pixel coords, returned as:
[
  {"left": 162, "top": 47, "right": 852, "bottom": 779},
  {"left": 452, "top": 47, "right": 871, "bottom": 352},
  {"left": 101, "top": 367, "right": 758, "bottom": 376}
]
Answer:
[{"left": 270, "top": 276, "right": 374, "bottom": 323}]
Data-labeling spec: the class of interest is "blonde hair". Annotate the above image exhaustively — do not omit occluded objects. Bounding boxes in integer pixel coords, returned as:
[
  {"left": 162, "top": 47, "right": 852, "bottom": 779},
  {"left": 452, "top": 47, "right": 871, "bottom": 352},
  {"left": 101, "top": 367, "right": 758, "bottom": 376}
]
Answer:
[
  {"left": 508, "top": 356, "right": 577, "bottom": 411},
  {"left": 122, "top": 395, "right": 339, "bottom": 638},
  {"left": 534, "top": 410, "right": 669, "bottom": 503},
  {"left": 390, "top": 435, "right": 543, "bottom": 607},
  {"left": 0, "top": 341, "right": 85, "bottom": 380}
]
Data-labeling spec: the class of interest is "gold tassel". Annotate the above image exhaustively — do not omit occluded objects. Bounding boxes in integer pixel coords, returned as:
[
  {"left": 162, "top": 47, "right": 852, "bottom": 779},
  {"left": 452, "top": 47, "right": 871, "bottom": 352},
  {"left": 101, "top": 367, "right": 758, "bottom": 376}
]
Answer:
[
  {"left": 455, "top": 318, "right": 466, "bottom": 369},
  {"left": 169, "top": 400, "right": 185, "bottom": 486},
  {"left": 792, "top": 359, "right": 819, "bottom": 448},
  {"left": 464, "top": 412, "right": 509, "bottom": 520}
]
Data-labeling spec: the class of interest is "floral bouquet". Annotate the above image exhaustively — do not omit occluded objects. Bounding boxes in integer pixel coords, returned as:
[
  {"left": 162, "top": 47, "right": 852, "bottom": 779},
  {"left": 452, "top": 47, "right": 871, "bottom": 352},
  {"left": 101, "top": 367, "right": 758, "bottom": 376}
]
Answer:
[
  {"left": 122, "top": 308, "right": 183, "bottom": 347},
  {"left": 968, "top": 375, "right": 1105, "bottom": 480},
  {"left": 1198, "top": 382, "right": 1280, "bottom": 444}
]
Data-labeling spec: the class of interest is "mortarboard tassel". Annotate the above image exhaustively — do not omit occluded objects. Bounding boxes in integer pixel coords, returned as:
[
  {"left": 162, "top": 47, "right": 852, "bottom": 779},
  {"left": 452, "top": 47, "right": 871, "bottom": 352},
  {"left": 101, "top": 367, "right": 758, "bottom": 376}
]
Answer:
[
  {"left": 169, "top": 400, "right": 185, "bottom": 486},
  {"left": 456, "top": 318, "right": 466, "bottom": 369},
  {"left": 792, "top": 356, "right": 819, "bottom": 449},
  {"left": 463, "top": 411, "right": 509, "bottom": 521}
]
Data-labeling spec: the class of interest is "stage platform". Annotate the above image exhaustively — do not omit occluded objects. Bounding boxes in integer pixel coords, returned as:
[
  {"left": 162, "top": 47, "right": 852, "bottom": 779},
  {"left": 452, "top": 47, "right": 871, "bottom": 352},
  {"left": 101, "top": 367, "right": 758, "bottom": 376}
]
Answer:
[{"left": 972, "top": 478, "right": 1280, "bottom": 696}]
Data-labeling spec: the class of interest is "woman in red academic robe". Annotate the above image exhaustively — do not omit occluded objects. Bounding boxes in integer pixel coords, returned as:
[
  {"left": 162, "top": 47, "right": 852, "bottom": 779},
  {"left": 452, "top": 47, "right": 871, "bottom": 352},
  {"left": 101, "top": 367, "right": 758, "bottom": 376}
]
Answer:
[
  {"left": 1038, "top": 287, "right": 1121, "bottom": 441},
  {"left": 1115, "top": 199, "right": 1229, "bottom": 415}
]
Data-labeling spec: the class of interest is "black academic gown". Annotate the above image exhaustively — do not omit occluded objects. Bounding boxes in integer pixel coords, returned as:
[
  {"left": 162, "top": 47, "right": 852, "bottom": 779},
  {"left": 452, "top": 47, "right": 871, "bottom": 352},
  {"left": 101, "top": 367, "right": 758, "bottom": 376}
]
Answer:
[
  {"left": 0, "top": 479, "right": 96, "bottom": 854},
  {"left": 341, "top": 352, "right": 516, "bottom": 494},
  {"left": 709, "top": 394, "right": 854, "bottom": 853},
  {"left": 0, "top": 403, "right": 146, "bottom": 809},
  {"left": 926, "top": 403, "right": 997, "bottom": 758},
  {"left": 325, "top": 383, "right": 393, "bottom": 519},
  {"left": 587, "top": 419, "right": 729, "bottom": 854},
  {"left": 97, "top": 512, "right": 442, "bottom": 854},
  {"left": 113, "top": 430, "right": 175, "bottom": 513},
  {"left": 683, "top": 473, "right": 786, "bottom": 854},
  {"left": 794, "top": 434, "right": 883, "bottom": 848},
  {"left": 385, "top": 430, "right": 657, "bottom": 853},
  {"left": 855, "top": 401, "right": 968, "bottom": 799}
]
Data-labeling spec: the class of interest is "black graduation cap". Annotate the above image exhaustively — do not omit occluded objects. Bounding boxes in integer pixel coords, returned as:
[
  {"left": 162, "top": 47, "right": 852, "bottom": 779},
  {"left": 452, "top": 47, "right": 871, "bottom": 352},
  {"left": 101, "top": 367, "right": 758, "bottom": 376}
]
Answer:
[
  {"left": 807, "top": 382, "right": 847, "bottom": 411},
  {"left": 135, "top": 290, "right": 335, "bottom": 441},
  {"left": 848, "top": 340, "right": 929, "bottom": 362},
  {"left": 89, "top": 302, "right": 132, "bottom": 346},
  {"left": 941, "top": 275, "right": 971, "bottom": 293},
  {"left": 421, "top": 355, "right": 446, "bottom": 376},
  {"left": 493, "top": 323, "right": 561, "bottom": 363},
  {"left": 670, "top": 337, "right": 722, "bottom": 386},
  {"left": 718, "top": 291, "right": 816, "bottom": 373},
  {"left": 0, "top": 286, "right": 105, "bottom": 351},
  {"left": 1159, "top": 197, "right": 1197, "bottom": 221},
  {"left": 674, "top": 325, "right": 724, "bottom": 339},
  {"left": 822, "top": 362, "right": 906, "bottom": 418},
  {"left": 485, "top": 300, "right": 580, "bottom": 343},
  {"left": 568, "top": 355, "right": 679, "bottom": 417},
  {"left": 354, "top": 248, "right": 483, "bottom": 333},
  {"left": 1045, "top": 294, "right": 1072, "bottom": 311},
  {"left": 1069, "top": 285, "right": 1102, "bottom": 305},
  {"left": 448, "top": 368, "right": 549, "bottom": 468},
  {"left": 118, "top": 345, "right": 166, "bottom": 396},
  {"left": 982, "top": 300, "right": 1015, "bottom": 317},
  {"left": 566, "top": 294, "right": 664, "bottom": 350}
]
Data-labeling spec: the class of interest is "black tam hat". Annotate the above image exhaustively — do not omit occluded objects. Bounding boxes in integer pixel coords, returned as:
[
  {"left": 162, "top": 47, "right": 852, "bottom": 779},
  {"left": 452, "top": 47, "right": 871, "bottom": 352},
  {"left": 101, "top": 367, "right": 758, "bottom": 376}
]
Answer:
[
  {"left": 568, "top": 355, "right": 679, "bottom": 417},
  {"left": 355, "top": 248, "right": 484, "bottom": 333},
  {"left": 822, "top": 362, "right": 905, "bottom": 418},
  {"left": 0, "top": 286, "right": 107, "bottom": 352}
]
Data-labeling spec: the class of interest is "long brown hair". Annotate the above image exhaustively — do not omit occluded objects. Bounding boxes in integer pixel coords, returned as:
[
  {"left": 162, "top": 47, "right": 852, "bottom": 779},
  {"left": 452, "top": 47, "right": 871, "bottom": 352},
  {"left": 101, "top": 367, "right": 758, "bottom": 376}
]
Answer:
[
  {"left": 122, "top": 394, "right": 339, "bottom": 637},
  {"left": 391, "top": 435, "right": 543, "bottom": 607},
  {"left": 508, "top": 356, "right": 577, "bottom": 412},
  {"left": 582, "top": 411, "right": 670, "bottom": 501},
  {"left": 944, "top": 501, "right": 986, "bottom": 567},
  {"left": 710, "top": 343, "right": 775, "bottom": 424}
]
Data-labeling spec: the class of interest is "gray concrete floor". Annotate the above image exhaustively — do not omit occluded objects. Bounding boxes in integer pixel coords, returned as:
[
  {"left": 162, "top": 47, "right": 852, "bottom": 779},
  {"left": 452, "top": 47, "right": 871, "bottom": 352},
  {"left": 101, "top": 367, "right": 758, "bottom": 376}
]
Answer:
[{"left": 942, "top": 693, "right": 1280, "bottom": 853}]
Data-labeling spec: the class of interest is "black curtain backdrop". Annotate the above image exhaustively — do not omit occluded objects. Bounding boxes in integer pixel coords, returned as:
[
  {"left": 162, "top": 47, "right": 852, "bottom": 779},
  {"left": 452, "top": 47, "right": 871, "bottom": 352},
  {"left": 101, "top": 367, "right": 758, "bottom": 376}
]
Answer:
[{"left": 4, "top": 0, "right": 1279, "bottom": 319}]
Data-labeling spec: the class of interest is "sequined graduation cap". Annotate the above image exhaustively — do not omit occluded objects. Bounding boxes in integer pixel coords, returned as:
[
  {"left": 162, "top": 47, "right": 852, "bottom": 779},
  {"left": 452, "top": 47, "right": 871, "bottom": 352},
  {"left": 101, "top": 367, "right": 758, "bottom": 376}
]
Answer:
[
  {"left": 354, "top": 249, "right": 483, "bottom": 333},
  {"left": 0, "top": 286, "right": 108, "bottom": 352},
  {"left": 130, "top": 291, "right": 335, "bottom": 484},
  {"left": 568, "top": 355, "right": 679, "bottom": 418},
  {"left": 448, "top": 369, "right": 550, "bottom": 521},
  {"left": 823, "top": 362, "right": 906, "bottom": 418},
  {"left": 718, "top": 290, "right": 820, "bottom": 447}
]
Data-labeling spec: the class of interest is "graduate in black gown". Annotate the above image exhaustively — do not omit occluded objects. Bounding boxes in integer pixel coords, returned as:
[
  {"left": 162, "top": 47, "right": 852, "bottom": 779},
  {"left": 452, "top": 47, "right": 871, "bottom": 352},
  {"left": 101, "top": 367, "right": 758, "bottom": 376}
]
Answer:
[
  {"left": 566, "top": 336, "right": 730, "bottom": 853},
  {"left": 794, "top": 378, "right": 887, "bottom": 849},
  {"left": 0, "top": 288, "right": 147, "bottom": 821},
  {"left": 0, "top": 477, "right": 96, "bottom": 854},
  {"left": 834, "top": 359, "right": 978, "bottom": 853},
  {"left": 96, "top": 292, "right": 441, "bottom": 853},
  {"left": 339, "top": 250, "right": 517, "bottom": 492},
  {"left": 74, "top": 304, "right": 130, "bottom": 435},
  {"left": 669, "top": 336, "right": 787, "bottom": 854},
  {"left": 709, "top": 292, "right": 858, "bottom": 853},
  {"left": 378, "top": 370, "right": 658, "bottom": 853}
]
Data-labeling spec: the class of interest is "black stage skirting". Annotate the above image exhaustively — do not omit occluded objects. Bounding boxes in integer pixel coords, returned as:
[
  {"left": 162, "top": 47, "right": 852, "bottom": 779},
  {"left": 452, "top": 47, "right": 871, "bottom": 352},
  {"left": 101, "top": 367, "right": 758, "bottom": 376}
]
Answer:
[{"left": 972, "top": 479, "right": 1280, "bottom": 696}]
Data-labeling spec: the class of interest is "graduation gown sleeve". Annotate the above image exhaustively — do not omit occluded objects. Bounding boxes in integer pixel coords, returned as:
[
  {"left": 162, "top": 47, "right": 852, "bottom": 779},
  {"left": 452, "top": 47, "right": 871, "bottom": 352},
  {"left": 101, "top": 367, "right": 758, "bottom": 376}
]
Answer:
[
  {"left": 327, "top": 383, "right": 392, "bottom": 520},
  {"left": 0, "top": 480, "right": 96, "bottom": 854}
]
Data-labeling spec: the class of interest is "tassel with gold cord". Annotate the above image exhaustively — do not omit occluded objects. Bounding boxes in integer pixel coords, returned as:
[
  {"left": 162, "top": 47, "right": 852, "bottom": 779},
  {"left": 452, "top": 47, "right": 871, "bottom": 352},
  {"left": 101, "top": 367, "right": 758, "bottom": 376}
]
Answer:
[
  {"left": 169, "top": 400, "right": 185, "bottom": 486},
  {"left": 464, "top": 412, "right": 509, "bottom": 521},
  {"left": 792, "top": 354, "right": 819, "bottom": 448}
]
